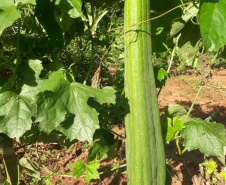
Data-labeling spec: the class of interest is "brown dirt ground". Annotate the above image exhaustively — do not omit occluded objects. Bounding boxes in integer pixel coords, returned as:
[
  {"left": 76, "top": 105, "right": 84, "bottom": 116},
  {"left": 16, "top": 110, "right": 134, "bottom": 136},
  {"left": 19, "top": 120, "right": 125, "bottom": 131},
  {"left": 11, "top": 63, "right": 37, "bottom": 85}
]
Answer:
[{"left": 1, "top": 69, "right": 226, "bottom": 185}]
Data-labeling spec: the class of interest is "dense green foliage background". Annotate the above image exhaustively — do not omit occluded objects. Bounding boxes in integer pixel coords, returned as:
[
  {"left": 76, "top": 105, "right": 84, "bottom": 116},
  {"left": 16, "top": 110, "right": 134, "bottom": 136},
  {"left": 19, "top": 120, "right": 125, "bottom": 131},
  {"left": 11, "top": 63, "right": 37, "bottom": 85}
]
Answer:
[{"left": 0, "top": 0, "right": 226, "bottom": 184}]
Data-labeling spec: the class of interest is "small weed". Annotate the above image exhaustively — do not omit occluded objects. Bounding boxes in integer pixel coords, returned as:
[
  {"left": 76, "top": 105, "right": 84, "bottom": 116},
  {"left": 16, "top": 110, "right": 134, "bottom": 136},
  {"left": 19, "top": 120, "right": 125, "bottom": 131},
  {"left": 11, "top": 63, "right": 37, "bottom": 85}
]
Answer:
[
  {"left": 0, "top": 163, "right": 9, "bottom": 185},
  {"left": 81, "top": 143, "right": 90, "bottom": 150}
]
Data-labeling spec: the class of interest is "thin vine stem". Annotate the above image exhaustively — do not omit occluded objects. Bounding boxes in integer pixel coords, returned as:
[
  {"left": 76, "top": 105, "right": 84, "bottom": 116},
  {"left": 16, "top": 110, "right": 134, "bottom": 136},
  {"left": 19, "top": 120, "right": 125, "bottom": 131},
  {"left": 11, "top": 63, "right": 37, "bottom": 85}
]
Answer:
[
  {"left": 102, "top": 125, "right": 125, "bottom": 139},
  {"left": 186, "top": 84, "right": 203, "bottom": 117},
  {"left": 167, "top": 34, "right": 181, "bottom": 74},
  {"left": 53, "top": 142, "right": 65, "bottom": 173},
  {"left": 106, "top": 2, "right": 192, "bottom": 33},
  {"left": 17, "top": 163, "right": 20, "bottom": 185},
  {"left": 41, "top": 163, "right": 127, "bottom": 178},
  {"left": 11, "top": 19, "right": 21, "bottom": 87},
  {"left": 84, "top": 4, "right": 95, "bottom": 85},
  {"left": 176, "top": 137, "right": 182, "bottom": 155},
  {"left": 35, "top": 142, "right": 53, "bottom": 175}
]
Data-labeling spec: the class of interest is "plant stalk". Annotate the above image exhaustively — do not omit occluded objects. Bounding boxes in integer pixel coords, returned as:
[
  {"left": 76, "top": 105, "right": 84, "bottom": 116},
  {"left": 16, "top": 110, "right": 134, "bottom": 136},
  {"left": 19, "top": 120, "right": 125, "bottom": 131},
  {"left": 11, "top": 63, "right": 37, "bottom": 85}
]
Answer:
[
  {"left": 0, "top": 134, "right": 18, "bottom": 185},
  {"left": 186, "top": 84, "right": 203, "bottom": 117}
]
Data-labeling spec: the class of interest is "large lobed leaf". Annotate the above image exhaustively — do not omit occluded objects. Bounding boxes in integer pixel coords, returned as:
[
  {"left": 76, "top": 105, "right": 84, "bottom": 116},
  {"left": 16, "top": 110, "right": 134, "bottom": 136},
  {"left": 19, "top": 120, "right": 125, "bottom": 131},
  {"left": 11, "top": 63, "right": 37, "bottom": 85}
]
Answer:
[
  {"left": 0, "top": 0, "right": 21, "bottom": 35},
  {"left": 0, "top": 60, "right": 43, "bottom": 140},
  {"left": 198, "top": 0, "right": 226, "bottom": 51},
  {"left": 36, "top": 70, "right": 116, "bottom": 143}
]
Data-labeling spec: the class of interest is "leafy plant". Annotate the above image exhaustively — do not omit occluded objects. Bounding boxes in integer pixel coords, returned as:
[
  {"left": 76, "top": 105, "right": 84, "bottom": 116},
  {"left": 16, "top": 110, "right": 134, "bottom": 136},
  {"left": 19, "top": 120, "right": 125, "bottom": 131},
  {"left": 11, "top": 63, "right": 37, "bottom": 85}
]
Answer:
[
  {"left": 202, "top": 160, "right": 218, "bottom": 174},
  {"left": 73, "top": 160, "right": 100, "bottom": 183},
  {"left": 163, "top": 104, "right": 226, "bottom": 163}
]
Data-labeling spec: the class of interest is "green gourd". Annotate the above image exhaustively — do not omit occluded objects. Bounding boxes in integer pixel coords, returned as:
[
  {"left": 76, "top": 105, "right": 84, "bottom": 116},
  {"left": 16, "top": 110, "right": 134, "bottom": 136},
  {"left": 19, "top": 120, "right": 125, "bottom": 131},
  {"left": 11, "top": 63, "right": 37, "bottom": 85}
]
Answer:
[{"left": 124, "top": 0, "right": 166, "bottom": 184}]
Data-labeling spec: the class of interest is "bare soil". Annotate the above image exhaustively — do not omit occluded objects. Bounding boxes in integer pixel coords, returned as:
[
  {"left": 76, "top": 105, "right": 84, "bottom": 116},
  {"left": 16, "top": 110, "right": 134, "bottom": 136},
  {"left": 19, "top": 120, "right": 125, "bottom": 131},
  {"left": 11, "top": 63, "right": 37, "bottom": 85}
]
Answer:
[{"left": 1, "top": 69, "right": 226, "bottom": 185}]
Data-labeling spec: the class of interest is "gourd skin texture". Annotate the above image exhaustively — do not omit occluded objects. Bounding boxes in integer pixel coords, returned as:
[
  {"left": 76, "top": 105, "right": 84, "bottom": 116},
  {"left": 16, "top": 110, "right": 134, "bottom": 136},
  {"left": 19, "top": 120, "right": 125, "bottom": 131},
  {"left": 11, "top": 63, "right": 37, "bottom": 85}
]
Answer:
[{"left": 124, "top": 0, "right": 166, "bottom": 184}]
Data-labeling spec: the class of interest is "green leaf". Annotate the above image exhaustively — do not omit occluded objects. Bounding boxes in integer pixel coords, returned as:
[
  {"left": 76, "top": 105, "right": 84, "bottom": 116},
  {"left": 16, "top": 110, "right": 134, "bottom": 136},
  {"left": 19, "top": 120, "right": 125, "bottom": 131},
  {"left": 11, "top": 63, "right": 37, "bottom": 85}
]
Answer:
[
  {"left": 85, "top": 162, "right": 100, "bottom": 183},
  {"left": 169, "top": 19, "right": 186, "bottom": 39},
  {"left": 0, "top": 83, "right": 38, "bottom": 141},
  {"left": 151, "top": 0, "right": 182, "bottom": 52},
  {"left": 164, "top": 104, "right": 194, "bottom": 124},
  {"left": 21, "top": 125, "right": 39, "bottom": 144},
  {"left": 17, "top": 60, "right": 43, "bottom": 86},
  {"left": 19, "top": 158, "right": 40, "bottom": 178},
  {"left": 60, "top": 84, "right": 115, "bottom": 143},
  {"left": 164, "top": 118, "right": 174, "bottom": 143},
  {"left": 173, "top": 116, "right": 184, "bottom": 132},
  {"left": 154, "top": 67, "right": 167, "bottom": 88},
  {"left": 55, "top": 1, "right": 77, "bottom": 31},
  {"left": 202, "top": 160, "right": 218, "bottom": 174},
  {"left": 36, "top": 70, "right": 69, "bottom": 133},
  {"left": 156, "top": 27, "right": 164, "bottom": 35},
  {"left": 49, "top": 57, "right": 63, "bottom": 71},
  {"left": 0, "top": 92, "right": 33, "bottom": 140},
  {"left": 182, "top": 3, "right": 199, "bottom": 22},
  {"left": 87, "top": 129, "right": 118, "bottom": 161},
  {"left": 36, "top": 91, "right": 67, "bottom": 133},
  {"left": 73, "top": 161, "right": 86, "bottom": 178},
  {"left": 36, "top": 70, "right": 116, "bottom": 142},
  {"left": 67, "top": 1, "right": 81, "bottom": 18},
  {"left": 198, "top": 0, "right": 226, "bottom": 51},
  {"left": 165, "top": 104, "right": 187, "bottom": 118},
  {"left": 162, "top": 117, "right": 171, "bottom": 139},
  {"left": 87, "top": 141, "right": 110, "bottom": 162},
  {"left": 0, "top": 91, "right": 15, "bottom": 115},
  {"left": 19, "top": 60, "right": 44, "bottom": 102},
  {"left": 220, "top": 171, "right": 226, "bottom": 180},
  {"left": 43, "top": 177, "right": 53, "bottom": 185},
  {"left": 181, "top": 118, "right": 225, "bottom": 159},
  {"left": 107, "top": 139, "right": 122, "bottom": 158},
  {"left": 35, "top": 0, "right": 63, "bottom": 47},
  {"left": 169, "top": 2, "right": 199, "bottom": 39},
  {"left": 176, "top": 22, "right": 202, "bottom": 67},
  {"left": 163, "top": 116, "right": 184, "bottom": 144},
  {"left": 0, "top": 0, "right": 21, "bottom": 35},
  {"left": 66, "top": 0, "right": 87, "bottom": 20}
]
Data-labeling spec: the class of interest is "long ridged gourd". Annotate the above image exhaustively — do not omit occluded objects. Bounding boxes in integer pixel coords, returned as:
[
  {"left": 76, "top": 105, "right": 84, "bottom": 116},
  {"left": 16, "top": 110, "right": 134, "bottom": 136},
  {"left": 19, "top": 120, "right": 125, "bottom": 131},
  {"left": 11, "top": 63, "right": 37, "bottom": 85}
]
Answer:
[{"left": 124, "top": 0, "right": 166, "bottom": 184}]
